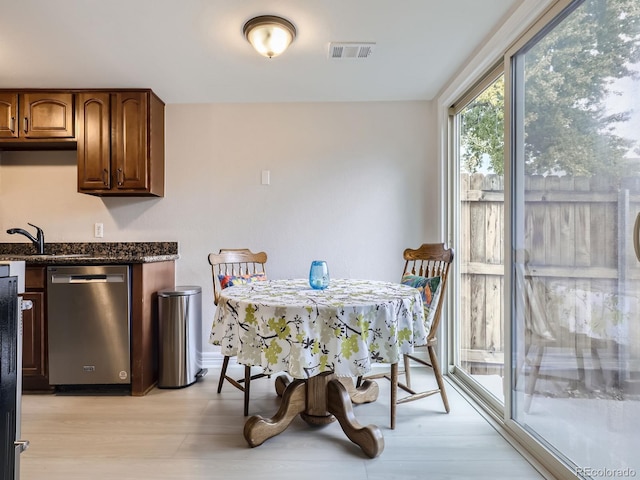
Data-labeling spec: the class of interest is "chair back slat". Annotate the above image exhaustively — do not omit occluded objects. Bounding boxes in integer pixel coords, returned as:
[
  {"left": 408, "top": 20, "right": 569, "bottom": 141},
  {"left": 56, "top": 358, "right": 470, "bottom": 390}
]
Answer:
[
  {"left": 208, "top": 248, "right": 267, "bottom": 305},
  {"left": 402, "top": 243, "right": 454, "bottom": 341}
]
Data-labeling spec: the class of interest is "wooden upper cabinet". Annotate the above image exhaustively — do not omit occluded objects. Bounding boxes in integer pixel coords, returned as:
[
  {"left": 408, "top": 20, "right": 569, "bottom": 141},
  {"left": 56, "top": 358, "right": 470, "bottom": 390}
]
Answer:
[
  {"left": 22, "top": 93, "right": 75, "bottom": 138},
  {"left": 113, "top": 92, "right": 149, "bottom": 191},
  {"left": 77, "top": 92, "right": 111, "bottom": 190},
  {"left": 0, "top": 92, "right": 75, "bottom": 142},
  {"left": 77, "top": 90, "right": 164, "bottom": 197},
  {"left": 0, "top": 93, "right": 18, "bottom": 138},
  {"left": 0, "top": 88, "right": 164, "bottom": 197}
]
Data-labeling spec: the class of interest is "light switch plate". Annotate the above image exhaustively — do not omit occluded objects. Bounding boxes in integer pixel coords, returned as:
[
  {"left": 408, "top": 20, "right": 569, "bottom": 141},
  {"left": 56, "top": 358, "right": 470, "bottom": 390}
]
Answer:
[
  {"left": 261, "top": 170, "right": 270, "bottom": 185},
  {"left": 94, "top": 223, "right": 104, "bottom": 238}
]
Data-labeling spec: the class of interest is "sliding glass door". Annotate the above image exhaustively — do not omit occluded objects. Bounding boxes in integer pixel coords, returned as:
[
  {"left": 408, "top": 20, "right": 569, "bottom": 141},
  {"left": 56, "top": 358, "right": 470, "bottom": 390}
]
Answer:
[
  {"left": 449, "top": 0, "right": 640, "bottom": 475},
  {"left": 509, "top": 0, "right": 640, "bottom": 474},
  {"left": 451, "top": 67, "right": 506, "bottom": 410}
]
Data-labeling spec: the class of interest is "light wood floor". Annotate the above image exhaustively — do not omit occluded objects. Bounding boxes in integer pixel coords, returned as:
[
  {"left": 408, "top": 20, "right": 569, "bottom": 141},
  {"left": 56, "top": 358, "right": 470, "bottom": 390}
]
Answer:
[{"left": 20, "top": 365, "right": 547, "bottom": 480}]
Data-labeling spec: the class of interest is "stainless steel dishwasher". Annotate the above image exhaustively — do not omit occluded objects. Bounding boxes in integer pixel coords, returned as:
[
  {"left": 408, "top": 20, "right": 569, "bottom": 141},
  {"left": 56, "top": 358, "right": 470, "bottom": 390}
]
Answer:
[{"left": 47, "top": 265, "right": 131, "bottom": 385}]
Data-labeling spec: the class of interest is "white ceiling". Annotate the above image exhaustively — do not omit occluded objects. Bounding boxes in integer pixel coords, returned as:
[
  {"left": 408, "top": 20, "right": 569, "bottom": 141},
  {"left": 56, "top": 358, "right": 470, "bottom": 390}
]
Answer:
[{"left": 0, "top": 0, "right": 521, "bottom": 104}]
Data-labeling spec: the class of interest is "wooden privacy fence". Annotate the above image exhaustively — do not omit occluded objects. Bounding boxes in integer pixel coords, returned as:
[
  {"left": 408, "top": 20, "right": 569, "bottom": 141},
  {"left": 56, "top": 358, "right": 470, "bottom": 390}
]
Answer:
[{"left": 460, "top": 173, "right": 640, "bottom": 380}]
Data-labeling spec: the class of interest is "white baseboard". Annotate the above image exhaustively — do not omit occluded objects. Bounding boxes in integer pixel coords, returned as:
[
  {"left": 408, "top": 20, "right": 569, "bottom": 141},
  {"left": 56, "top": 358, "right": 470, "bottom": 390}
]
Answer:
[{"left": 201, "top": 351, "right": 225, "bottom": 369}]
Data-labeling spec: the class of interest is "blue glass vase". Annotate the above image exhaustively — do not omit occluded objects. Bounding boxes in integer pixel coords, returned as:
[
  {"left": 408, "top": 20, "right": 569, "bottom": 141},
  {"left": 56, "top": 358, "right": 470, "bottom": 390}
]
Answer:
[{"left": 309, "top": 260, "right": 330, "bottom": 290}]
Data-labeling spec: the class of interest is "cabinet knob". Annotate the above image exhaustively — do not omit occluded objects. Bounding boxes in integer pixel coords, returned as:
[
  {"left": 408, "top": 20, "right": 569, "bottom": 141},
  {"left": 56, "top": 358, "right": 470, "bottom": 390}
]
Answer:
[
  {"left": 9, "top": 116, "right": 15, "bottom": 133},
  {"left": 23, "top": 117, "right": 28, "bottom": 133},
  {"left": 102, "top": 168, "right": 109, "bottom": 187},
  {"left": 117, "top": 168, "right": 124, "bottom": 186}
]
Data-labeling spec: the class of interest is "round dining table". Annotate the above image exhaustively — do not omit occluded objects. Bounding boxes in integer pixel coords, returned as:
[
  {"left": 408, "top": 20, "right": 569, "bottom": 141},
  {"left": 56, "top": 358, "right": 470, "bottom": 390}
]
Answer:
[{"left": 210, "top": 278, "right": 427, "bottom": 458}]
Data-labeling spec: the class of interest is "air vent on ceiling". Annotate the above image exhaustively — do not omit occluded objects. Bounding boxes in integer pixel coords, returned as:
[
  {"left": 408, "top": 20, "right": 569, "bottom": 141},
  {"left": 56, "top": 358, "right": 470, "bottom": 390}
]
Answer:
[{"left": 328, "top": 42, "right": 375, "bottom": 60}]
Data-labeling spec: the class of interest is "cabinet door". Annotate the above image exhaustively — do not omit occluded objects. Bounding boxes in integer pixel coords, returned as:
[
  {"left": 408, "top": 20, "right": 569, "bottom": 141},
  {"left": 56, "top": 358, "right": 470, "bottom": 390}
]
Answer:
[
  {"left": 22, "top": 266, "right": 50, "bottom": 390},
  {"left": 21, "top": 92, "right": 75, "bottom": 139},
  {"left": 21, "top": 291, "right": 47, "bottom": 381},
  {"left": 112, "top": 92, "right": 149, "bottom": 191},
  {"left": 77, "top": 92, "right": 112, "bottom": 192},
  {"left": 0, "top": 93, "right": 18, "bottom": 138}
]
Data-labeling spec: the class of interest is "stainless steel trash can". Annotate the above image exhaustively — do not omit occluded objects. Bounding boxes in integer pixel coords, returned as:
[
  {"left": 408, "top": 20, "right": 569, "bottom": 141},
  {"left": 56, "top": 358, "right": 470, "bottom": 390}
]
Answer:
[{"left": 157, "top": 286, "right": 205, "bottom": 388}]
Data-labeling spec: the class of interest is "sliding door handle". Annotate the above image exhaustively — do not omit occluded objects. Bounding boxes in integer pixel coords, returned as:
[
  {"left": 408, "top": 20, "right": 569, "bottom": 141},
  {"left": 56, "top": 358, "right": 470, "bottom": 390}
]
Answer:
[{"left": 634, "top": 212, "right": 640, "bottom": 262}]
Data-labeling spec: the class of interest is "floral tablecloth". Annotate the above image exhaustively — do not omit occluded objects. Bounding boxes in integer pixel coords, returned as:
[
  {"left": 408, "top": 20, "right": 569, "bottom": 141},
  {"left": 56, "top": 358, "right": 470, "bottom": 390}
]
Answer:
[{"left": 210, "top": 278, "right": 427, "bottom": 379}]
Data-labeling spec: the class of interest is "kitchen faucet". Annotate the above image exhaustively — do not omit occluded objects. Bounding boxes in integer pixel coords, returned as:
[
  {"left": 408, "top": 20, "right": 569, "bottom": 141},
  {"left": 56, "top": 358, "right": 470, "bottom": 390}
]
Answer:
[{"left": 6, "top": 223, "right": 45, "bottom": 254}]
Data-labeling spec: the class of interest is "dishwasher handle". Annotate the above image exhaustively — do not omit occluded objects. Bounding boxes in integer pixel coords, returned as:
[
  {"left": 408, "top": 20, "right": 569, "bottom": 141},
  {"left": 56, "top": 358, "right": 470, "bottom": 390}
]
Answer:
[{"left": 51, "top": 274, "right": 126, "bottom": 284}]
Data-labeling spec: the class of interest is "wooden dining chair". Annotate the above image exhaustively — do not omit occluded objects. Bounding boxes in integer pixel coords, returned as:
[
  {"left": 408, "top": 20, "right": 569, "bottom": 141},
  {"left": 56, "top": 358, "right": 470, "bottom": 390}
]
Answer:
[
  {"left": 208, "top": 248, "right": 269, "bottom": 416},
  {"left": 359, "top": 243, "right": 454, "bottom": 429},
  {"left": 515, "top": 260, "right": 603, "bottom": 413}
]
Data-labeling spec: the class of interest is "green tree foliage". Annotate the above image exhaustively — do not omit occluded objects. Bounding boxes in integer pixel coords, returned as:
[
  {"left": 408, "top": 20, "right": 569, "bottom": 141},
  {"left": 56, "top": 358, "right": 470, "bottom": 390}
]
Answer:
[
  {"left": 460, "top": 0, "right": 640, "bottom": 176},
  {"left": 460, "top": 76, "right": 504, "bottom": 174}
]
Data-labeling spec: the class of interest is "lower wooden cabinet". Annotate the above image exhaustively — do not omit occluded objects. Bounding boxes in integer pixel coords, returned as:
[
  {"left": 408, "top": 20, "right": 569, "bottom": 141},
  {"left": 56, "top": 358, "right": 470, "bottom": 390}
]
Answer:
[
  {"left": 21, "top": 262, "right": 175, "bottom": 395},
  {"left": 22, "top": 267, "right": 51, "bottom": 391},
  {"left": 130, "top": 261, "right": 175, "bottom": 396}
]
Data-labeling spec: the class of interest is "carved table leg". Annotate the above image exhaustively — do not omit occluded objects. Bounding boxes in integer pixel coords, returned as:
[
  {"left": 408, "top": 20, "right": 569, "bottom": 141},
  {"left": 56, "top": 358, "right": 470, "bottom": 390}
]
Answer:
[
  {"left": 274, "top": 374, "right": 289, "bottom": 397},
  {"left": 279, "top": 375, "right": 379, "bottom": 404},
  {"left": 337, "top": 376, "right": 379, "bottom": 404},
  {"left": 243, "top": 378, "right": 306, "bottom": 447},
  {"left": 327, "top": 379, "right": 384, "bottom": 458},
  {"left": 300, "top": 372, "right": 337, "bottom": 426},
  {"left": 246, "top": 372, "right": 385, "bottom": 457}
]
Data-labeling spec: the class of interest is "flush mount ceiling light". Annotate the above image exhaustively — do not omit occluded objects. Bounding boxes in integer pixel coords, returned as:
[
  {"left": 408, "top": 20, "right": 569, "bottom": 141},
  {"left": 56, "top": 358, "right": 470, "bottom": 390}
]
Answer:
[{"left": 243, "top": 15, "right": 296, "bottom": 58}]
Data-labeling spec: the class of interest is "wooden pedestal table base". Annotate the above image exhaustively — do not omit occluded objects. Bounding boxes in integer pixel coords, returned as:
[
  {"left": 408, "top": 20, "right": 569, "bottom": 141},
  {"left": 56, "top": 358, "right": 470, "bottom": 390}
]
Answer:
[{"left": 243, "top": 372, "right": 384, "bottom": 458}]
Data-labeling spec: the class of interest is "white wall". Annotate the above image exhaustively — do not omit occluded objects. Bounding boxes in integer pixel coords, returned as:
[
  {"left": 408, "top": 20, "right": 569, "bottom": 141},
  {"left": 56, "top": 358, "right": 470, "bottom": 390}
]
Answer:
[{"left": 0, "top": 100, "right": 438, "bottom": 363}]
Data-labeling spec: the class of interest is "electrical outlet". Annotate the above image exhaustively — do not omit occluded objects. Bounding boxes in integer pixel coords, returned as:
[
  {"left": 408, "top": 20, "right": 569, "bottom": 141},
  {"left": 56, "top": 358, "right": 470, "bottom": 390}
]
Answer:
[{"left": 94, "top": 223, "right": 104, "bottom": 238}]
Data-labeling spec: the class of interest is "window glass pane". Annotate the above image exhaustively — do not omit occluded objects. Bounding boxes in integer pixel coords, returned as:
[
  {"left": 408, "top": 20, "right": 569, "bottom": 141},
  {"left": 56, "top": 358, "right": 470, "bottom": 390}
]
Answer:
[
  {"left": 456, "top": 74, "right": 506, "bottom": 404},
  {"left": 511, "top": 0, "right": 640, "bottom": 473}
]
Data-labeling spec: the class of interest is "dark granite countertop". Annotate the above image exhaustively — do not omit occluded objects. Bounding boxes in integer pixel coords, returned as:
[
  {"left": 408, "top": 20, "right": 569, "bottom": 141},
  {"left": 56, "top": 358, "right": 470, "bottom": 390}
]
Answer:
[{"left": 0, "top": 242, "right": 179, "bottom": 264}]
